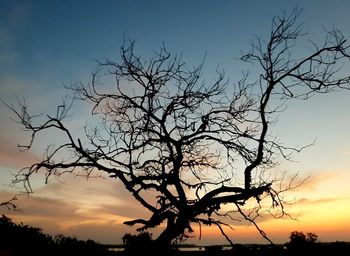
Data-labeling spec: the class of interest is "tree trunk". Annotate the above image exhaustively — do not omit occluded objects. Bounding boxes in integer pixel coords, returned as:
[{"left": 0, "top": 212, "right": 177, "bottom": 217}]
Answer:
[{"left": 154, "top": 215, "right": 188, "bottom": 249}]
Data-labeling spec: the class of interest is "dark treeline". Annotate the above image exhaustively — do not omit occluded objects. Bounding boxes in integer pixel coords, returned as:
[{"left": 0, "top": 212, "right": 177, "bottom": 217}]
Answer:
[
  {"left": 1, "top": 214, "right": 350, "bottom": 256},
  {"left": 0, "top": 215, "right": 116, "bottom": 256},
  {"left": 119, "top": 231, "right": 350, "bottom": 256}
]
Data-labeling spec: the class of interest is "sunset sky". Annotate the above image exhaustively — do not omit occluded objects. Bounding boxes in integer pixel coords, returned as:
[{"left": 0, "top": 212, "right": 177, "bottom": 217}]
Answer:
[{"left": 1, "top": 0, "right": 350, "bottom": 245}]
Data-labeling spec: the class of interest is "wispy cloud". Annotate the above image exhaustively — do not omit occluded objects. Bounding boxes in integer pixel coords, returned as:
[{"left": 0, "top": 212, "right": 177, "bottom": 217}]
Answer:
[
  {"left": 295, "top": 170, "right": 350, "bottom": 191},
  {"left": 2, "top": 167, "right": 350, "bottom": 245},
  {"left": 296, "top": 196, "right": 350, "bottom": 205},
  {"left": 0, "top": 189, "right": 144, "bottom": 244},
  {"left": 0, "top": 136, "right": 39, "bottom": 169}
]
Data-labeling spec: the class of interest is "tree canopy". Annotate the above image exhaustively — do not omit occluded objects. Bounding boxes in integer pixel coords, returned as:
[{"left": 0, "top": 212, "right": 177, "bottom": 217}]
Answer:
[
  {"left": 0, "top": 215, "right": 112, "bottom": 256},
  {"left": 4, "top": 9, "right": 350, "bottom": 246}
]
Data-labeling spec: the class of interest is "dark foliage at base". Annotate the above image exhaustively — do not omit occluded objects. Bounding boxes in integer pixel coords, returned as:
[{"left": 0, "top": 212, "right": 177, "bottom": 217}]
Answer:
[
  {"left": 116, "top": 231, "right": 350, "bottom": 256},
  {"left": 2, "top": 216, "right": 350, "bottom": 256},
  {"left": 0, "top": 215, "right": 115, "bottom": 256},
  {"left": 236, "top": 242, "right": 350, "bottom": 256},
  {"left": 121, "top": 232, "right": 177, "bottom": 256}
]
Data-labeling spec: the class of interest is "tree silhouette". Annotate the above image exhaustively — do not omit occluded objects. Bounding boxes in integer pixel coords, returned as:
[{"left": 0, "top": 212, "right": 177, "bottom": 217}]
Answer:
[
  {"left": 0, "top": 215, "right": 113, "bottom": 256},
  {"left": 289, "top": 231, "right": 318, "bottom": 246},
  {"left": 0, "top": 197, "right": 17, "bottom": 211},
  {"left": 287, "top": 231, "right": 318, "bottom": 255},
  {"left": 4, "top": 9, "right": 350, "bottom": 247}
]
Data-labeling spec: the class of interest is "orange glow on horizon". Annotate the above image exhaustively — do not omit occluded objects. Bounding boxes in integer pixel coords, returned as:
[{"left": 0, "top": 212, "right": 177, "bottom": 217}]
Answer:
[{"left": 1, "top": 169, "right": 350, "bottom": 244}]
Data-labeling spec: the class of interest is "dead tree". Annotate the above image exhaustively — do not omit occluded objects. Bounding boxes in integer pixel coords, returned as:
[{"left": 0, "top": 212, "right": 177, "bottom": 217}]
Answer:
[
  {"left": 5, "top": 9, "right": 350, "bottom": 246},
  {"left": 0, "top": 197, "right": 17, "bottom": 211}
]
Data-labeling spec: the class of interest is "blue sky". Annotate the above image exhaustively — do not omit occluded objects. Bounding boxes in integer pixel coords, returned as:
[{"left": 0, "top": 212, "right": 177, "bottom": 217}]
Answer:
[
  {"left": 2, "top": 0, "right": 349, "bottom": 83},
  {"left": 1, "top": 0, "right": 350, "bottom": 245},
  {"left": 2, "top": 0, "right": 350, "bottom": 91}
]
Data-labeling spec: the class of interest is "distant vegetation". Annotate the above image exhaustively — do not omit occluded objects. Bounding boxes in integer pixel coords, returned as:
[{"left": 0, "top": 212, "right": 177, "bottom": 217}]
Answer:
[
  {"left": 117, "top": 230, "right": 350, "bottom": 256},
  {"left": 0, "top": 215, "right": 115, "bottom": 256},
  {"left": 1, "top": 215, "right": 350, "bottom": 256}
]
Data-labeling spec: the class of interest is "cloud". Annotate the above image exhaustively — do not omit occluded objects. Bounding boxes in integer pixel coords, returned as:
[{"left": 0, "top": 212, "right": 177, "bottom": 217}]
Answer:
[
  {"left": 0, "top": 190, "right": 82, "bottom": 229},
  {"left": 2, "top": 164, "right": 349, "bottom": 245},
  {"left": 35, "top": 175, "right": 133, "bottom": 204},
  {"left": 17, "top": 174, "right": 150, "bottom": 221},
  {"left": 296, "top": 196, "right": 350, "bottom": 205},
  {"left": 0, "top": 171, "right": 178, "bottom": 243},
  {"left": 16, "top": 196, "right": 81, "bottom": 219},
  {"left": 0, "top": 188, "right": 145, "bottom": 244},
  {"left": 287, "top": 169, "right": 350, "bottom": 194},
  {"left": 66, "top": 222, "right": 135, "bottom": 244},
  {"left": 92, "top": 203, "right": 149, "bottom": 220},
  {"left": 0, "top": 136, "right": 39, "bottom": 169}
]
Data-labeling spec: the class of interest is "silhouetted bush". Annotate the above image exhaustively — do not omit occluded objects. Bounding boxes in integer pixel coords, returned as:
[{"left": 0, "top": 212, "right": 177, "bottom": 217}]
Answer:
[
  {"left": 0, "top": 215, "right": 114, "bottom": 256},
  {"left": 52, "top": 234, "right": 109, "bottom": 255},
  {"left": 121, "top": 232, "right": 176, "bottom": 255},
  {"left": 0, "top": 214, "right": 52, "bottom": 255},
  {"left": 122, "top": 231, "right": 153, "bottom": 250},
  {"left": 205, "top": 245, "right": 223, "bottom": 253},
  {"left": 286, "top": 231, "right": 318, "bottom": 256}
]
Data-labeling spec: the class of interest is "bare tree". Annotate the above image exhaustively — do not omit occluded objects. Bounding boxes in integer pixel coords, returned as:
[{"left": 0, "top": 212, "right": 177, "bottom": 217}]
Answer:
[
  {"left": 0, "top": 196, "right": 17, "bottom": 211},
  {"left": 4, "top": 9, "right": 350, "bottom": 247}
]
